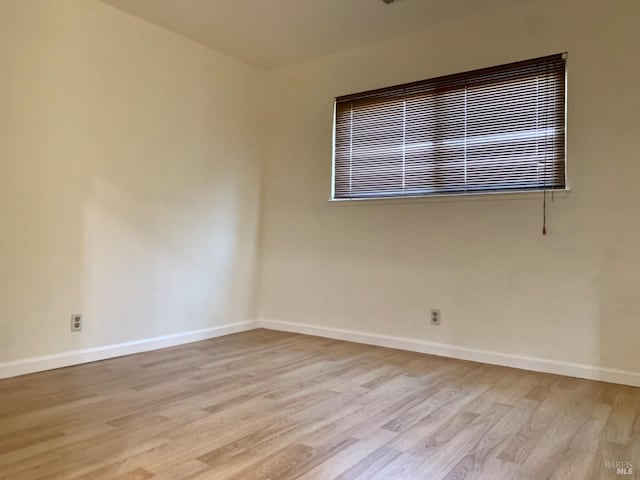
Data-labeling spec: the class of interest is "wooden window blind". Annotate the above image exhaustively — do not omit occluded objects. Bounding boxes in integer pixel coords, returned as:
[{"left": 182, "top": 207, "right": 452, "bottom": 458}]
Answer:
[{"left": 333, "top": 54, "right": 566, "bottom": 200}]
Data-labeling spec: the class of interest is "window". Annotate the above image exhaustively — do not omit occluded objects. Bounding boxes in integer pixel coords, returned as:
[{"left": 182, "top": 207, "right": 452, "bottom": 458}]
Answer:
[{"left": 332, "top": 54, "right": 567, "bottom": 200}]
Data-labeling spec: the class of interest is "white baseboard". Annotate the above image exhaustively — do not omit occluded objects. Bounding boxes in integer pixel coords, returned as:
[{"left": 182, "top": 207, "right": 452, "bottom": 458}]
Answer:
[
  {"left": 258, "top": 319, "right": 640, "bottom": 388},
  {"left": 0, "top": 321, "right": 257, "bottom": 380},
  {"left": 4, "top": 318, "right": 639, "bottom": 388}
]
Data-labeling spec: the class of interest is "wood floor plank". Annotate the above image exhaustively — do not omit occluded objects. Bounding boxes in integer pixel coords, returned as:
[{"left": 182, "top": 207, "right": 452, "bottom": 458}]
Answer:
[
  {"left": 333, "top": 446, "right": 403, "bottom": 480},
  {"left": 1, "top": 329, "right": 638, "bottom": 479},
  {"left": 496, "top": 396, "right": 562, "bottom": 465},
  {"left": 441, "top": 398, "right": 540, "bottom": 479}
]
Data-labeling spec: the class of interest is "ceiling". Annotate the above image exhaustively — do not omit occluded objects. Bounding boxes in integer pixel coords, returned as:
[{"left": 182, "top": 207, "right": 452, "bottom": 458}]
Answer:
[{"left": 100, "top": 0, "right": 531, "bottom": 69}]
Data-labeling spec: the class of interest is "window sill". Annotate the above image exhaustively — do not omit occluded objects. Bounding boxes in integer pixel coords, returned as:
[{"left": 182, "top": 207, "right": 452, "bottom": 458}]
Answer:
[{"left": 327, "top": 187, "right": 571, "bottom": 206}]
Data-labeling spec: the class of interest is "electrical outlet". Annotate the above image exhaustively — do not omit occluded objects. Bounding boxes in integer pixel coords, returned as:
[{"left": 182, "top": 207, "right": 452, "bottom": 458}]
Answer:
[
  {"left": 430, "top": 308, "right": 441, "bottom": 326},
  {"left": 71, "top": 314, "right": 82, "bottom": 332}
]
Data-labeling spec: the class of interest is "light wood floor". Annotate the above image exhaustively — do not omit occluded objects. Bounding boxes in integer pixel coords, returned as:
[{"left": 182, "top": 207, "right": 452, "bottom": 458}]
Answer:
[{"left": 0, "top": 329, "right": 638, "bottom": 480}]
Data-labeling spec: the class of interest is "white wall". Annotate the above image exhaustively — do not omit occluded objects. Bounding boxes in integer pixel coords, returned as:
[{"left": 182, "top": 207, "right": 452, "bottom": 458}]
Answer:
[
  {"left": 0, "top": 1, "right": 261, "bottom": 362},
  {"left": 258, "top": 0, "right": 640, "bottom": 374},
  {"left": 2, "top": 0, "right": 639, "bottom": 381}
]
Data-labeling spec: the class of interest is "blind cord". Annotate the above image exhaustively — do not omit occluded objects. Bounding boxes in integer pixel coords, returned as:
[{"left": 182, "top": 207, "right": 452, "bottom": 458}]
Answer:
[
  {"left": 542, "top": 189, "right": 547, "bottom": 235},
  {"left": 542, "top": 62, "right": 550, "bottom": 236}
]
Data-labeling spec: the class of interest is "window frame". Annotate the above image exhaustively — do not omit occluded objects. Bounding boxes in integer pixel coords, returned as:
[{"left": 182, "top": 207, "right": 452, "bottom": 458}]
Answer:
[{"left": 330, "top": 54, "right": 569, "bottom": 202}]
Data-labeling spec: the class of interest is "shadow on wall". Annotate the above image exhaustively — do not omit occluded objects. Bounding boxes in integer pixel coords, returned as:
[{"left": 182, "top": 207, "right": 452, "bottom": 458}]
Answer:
[
  {"left": 0, "top": 0, "right": 261, "bottom": 363},
  {"left": 79, "top": 170, "right": 255, "bottom": 350},
  {"left": 596, "top": 227, "right": 640, "bottom": 372}
]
